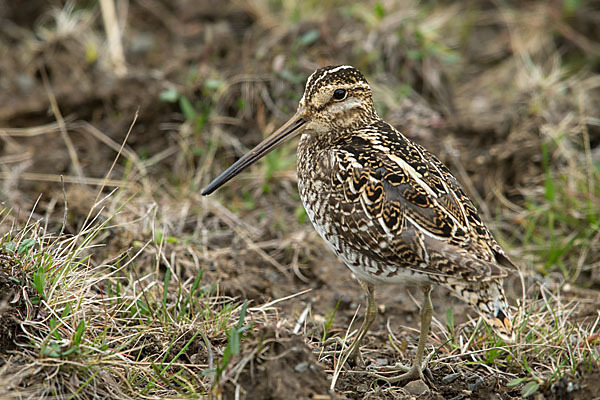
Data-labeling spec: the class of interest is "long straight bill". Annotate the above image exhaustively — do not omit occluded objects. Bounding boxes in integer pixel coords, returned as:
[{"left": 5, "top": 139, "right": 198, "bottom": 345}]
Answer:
[{"left": 201, "top": 112, "right": 306, "bottom": 195}]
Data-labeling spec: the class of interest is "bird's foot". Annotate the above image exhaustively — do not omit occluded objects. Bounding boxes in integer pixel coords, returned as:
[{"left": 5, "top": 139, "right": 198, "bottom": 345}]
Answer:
[
  {"left": 341, "top": 343, "right": 365, "bottom": 368},
  {"left": 376, "top": 351, "right": 433, "bottom": 372},
  {"left": 368, "top": 352, "right": 434, "bottom": 384},
  {"left": 321, "top": 336, "right": 365, "bottom": 367},
  {"left": 369, "top": 362, "right": 425, "bottom": 383}
]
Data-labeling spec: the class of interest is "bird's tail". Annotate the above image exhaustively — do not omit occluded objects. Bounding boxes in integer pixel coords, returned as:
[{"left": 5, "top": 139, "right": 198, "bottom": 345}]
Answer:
[
  {"left": 448, "top": 280, "right": 515, "bottom": 342},
  {"left": 420, "top": 236, "right": 516, "bottom": 341},
  {"left": 483, "top": 284, "right": 514, "bottom": 343}
]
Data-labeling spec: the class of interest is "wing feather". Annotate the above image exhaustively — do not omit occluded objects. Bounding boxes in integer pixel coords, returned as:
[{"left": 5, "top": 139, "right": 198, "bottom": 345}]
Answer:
[{"left": 326, "top": 121, "right": 515, "bottom": 279}]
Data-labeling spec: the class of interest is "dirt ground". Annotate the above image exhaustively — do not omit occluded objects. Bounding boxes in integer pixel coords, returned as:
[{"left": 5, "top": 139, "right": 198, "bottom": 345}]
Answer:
[
  {"left": 206, "top": 240, "right": 600, "bottom": 400},
  {"left": 1, "top": 0, "right": 599, "bottom": 399}
]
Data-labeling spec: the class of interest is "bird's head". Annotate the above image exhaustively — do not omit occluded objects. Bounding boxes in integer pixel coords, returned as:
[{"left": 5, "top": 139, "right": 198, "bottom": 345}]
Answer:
[
  {"left": 298, "top": 65, "right": 378, "bottom": 134},
  {"left": 201, "top": 65, "right": 377, "bottom": 195}
]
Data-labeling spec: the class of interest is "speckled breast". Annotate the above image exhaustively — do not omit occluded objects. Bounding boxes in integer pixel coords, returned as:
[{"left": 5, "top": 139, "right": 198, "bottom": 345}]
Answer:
[
  {"left": 297, "top": 133, "right": 336, "bottom": 252},
  {"left": 296, "top": 133, "right": 427, "bottom": 285}
]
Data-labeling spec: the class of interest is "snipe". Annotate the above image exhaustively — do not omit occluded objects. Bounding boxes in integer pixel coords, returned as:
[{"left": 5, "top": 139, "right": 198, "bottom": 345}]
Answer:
[{"left": 202, "top": 65, "right": 516, "bottom": 383}]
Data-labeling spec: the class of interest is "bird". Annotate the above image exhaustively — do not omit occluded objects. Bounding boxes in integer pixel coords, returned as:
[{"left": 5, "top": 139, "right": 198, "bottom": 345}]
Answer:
[{"left": 202, "top": 65, "right": 517, "bottom": 383}]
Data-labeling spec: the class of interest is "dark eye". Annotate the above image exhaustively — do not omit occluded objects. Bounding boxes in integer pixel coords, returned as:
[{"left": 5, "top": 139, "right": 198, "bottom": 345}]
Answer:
[{"left": 333, "top": 89, "right": 347, "bottom": 101}]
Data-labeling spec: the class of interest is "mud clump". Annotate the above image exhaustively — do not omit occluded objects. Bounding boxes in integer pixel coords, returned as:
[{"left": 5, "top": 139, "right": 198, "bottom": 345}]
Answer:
[
  {"left": 0, "top": 256, "right": 33, "bottom": 355},
  {"left": 221, "top": 326, "right": 333, "bottom": 400}
]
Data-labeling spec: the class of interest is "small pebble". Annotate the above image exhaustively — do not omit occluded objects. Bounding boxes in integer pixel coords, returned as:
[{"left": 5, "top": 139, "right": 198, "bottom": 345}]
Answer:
[
  {"left": 403, "top": 379, "right": 429, "bottom": 395},
  {"left": 467, "top": 376, "right": 484, "bottom": 391},
  {"left": 16, "top": 74, "right": 34, "bottom": 92},
  {"left": 447, "top": 394, "right": 468, "bottom": 400},
  {"left": 130, "top": 32, "right": 154, "bottom": 54},
  {"left": 294, "top": 361, "right": 308, "bottom": 372},
  {"left": 442, "top": 373, "right": 461, "bottom": 384}
]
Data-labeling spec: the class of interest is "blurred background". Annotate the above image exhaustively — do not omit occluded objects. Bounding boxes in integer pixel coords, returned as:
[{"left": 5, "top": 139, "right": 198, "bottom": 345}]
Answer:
[{"left": 1, "top": 0, "right": 599, "bottom": 399}]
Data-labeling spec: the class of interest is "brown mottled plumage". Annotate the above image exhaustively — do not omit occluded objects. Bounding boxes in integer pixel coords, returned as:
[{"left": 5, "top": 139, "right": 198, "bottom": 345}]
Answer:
[{"left": 202, "top": 65, "right": 517, "bottom": 383}]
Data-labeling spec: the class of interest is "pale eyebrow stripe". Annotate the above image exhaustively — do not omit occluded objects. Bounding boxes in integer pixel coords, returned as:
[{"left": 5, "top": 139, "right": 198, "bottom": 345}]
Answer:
[
  {"left": 312, "top": 65, "right": 355, "bottom": 87},
  {"left": 325, "top": 65, "right": 354, "bottom": 74},
  {"left": 322, "top": 83, "right": 371, "bottom": 91}
]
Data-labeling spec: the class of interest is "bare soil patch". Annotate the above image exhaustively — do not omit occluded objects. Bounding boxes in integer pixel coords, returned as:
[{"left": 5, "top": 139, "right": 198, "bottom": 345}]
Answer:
[{"left": 221, "top": 326, "right": 333, "bottom": 400}]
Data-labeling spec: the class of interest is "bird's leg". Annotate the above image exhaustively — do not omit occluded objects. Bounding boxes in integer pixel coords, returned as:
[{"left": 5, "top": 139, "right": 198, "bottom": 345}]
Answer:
[
  {"left": 372, "top": 285, "right": 433, "bottom": 383},
  {"left": 339, "top": 279, "right": 377, "bottom": 367}
]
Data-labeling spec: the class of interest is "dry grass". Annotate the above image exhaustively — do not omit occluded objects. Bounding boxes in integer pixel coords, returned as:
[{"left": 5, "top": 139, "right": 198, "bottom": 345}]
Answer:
[
  {"left": 1, "top": 0, "right": 599, "bottom": 399},
  {"left": 0, "top": 204, "right": 292, "bottom": 399}
]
